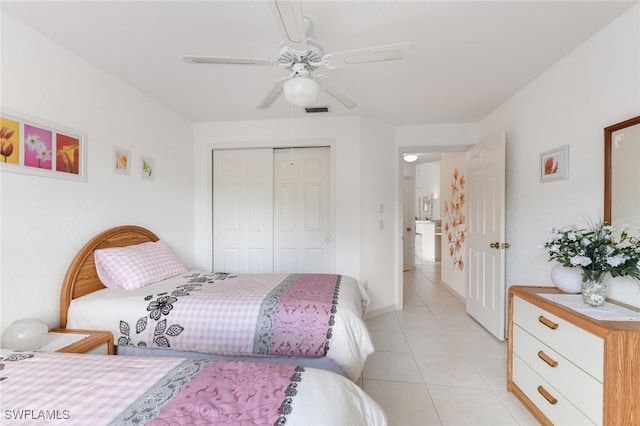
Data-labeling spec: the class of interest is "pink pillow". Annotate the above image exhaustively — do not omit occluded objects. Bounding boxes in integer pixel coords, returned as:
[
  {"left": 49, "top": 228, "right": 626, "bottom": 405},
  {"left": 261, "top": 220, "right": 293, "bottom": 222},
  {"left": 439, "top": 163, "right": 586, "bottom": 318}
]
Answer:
[{"left": 94, "top": 240, "right": 188, "bottom": 290}]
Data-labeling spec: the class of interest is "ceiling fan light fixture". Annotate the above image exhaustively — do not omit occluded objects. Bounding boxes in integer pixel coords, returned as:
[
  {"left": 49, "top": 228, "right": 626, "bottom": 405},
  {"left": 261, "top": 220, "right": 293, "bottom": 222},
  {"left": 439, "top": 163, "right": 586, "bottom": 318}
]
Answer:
[
  {"left": 283, "top": 76, "right": 319, "bottom": 107},
  {"left": 404, "top": 153, "right": 418, "bottom": 163}
]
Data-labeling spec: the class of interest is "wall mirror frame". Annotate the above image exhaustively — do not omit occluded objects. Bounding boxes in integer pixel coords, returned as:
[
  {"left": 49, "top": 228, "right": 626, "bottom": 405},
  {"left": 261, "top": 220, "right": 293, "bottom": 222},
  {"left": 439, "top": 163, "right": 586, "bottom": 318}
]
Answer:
[{"left": 604, "top": 114, "right": 640, "bottom": 226}]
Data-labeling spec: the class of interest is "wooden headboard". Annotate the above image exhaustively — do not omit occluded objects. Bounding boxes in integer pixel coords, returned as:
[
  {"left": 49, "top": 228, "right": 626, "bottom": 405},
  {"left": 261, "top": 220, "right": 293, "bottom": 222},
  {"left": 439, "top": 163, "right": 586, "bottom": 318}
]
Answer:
[{"left": 59, "top": 225, "right": 159, "bottom": 328}]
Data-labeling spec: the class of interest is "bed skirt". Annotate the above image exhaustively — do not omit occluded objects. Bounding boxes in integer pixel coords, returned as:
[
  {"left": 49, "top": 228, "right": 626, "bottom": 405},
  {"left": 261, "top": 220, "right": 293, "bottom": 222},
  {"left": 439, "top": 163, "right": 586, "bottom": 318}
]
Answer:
[{"left": 115, "top": 345, "right": 348, "bottom": 377}]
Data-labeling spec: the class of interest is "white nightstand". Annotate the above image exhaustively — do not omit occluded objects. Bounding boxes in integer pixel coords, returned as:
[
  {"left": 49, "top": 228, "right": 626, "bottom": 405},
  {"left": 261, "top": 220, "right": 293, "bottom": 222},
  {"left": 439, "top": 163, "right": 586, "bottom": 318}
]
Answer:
[{"left": 40, "top": 329, "right": 114, "bottom": 355}]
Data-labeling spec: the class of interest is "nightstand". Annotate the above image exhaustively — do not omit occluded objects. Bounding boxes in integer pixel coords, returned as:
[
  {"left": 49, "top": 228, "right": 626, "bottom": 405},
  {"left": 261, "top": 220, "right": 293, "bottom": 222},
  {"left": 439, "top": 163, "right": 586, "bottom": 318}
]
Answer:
[{"left": 40, "top": 329, "right": 114, "bottom": 355}]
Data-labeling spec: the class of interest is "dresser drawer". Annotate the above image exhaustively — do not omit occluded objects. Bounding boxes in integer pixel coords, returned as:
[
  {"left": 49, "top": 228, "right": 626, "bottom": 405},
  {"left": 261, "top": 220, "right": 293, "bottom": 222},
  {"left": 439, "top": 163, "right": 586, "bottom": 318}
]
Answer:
[
  {"left": 512, "top": 354, "right": 596, "bottom": 425},
  {"left": 512, "top": 324, "right": 603, "bottom": 422},
  {"left": 512, "top": 296, "right": 603, "bottom": 381}
]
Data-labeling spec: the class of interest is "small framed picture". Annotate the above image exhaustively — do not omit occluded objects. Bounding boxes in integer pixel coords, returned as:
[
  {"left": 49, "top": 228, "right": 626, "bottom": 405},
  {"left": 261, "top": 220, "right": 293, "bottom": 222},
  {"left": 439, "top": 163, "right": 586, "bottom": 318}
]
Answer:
[
  {"left": 113, "top": 146, "right": 130, "bottom": 175},
  {"left": 540, "top": 145, "right": 569, "bottom": 183},
  {"left": 141, "top": 155, "right": 154, "bottom": 181}
]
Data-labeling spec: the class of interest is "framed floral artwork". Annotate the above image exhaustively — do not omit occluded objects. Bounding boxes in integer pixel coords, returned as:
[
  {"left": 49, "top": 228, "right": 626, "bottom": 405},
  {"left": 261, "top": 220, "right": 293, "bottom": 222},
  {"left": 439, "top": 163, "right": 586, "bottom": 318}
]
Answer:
[
  {"left": 540, "top": 145, "right": 569, "bottom": 183},
  {"left": 141, "top": 155, "right": 154, "bottom": 181},
  {"left": 0, "top": 108, "right": 87, "bottom": 181},
  {"left": 113, "top": 147, "right": 130, "bottom": 175}
]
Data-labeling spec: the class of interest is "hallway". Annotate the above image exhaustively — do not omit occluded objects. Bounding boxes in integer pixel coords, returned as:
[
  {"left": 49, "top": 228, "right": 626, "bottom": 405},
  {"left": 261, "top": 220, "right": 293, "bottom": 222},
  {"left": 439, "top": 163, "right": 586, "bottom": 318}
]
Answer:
[{"left": 361, "top": 261, "right": 538, "bottom": 425}]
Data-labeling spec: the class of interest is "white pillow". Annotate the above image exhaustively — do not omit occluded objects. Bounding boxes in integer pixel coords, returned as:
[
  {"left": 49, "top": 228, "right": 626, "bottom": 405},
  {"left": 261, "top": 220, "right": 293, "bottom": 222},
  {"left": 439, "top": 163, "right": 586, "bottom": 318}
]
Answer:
[{"left": 94, "top": 240, "right": 188, "bottom": 290}]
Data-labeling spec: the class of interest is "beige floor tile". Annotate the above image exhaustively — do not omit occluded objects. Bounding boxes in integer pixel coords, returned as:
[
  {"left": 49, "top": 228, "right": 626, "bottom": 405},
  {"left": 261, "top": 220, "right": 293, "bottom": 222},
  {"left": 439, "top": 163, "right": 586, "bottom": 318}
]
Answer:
[
  {"left": 364, "top": 379, "right": 442, "bottom": 426},
  {"left": 435, "top": 316, "right": 490, "bottom": 334},
  {"left": 494, "top": 389, "right": 541, "bottom": 426},
  {"left": 366, "top": 311, "right": 403, "bottom": 331},
  {"left": 451, "top": 332, "right": 507, "bottom": 359},
  {"left": 405, "top": 330, "right": 462, "bottom": 355},
  {"left": 414, "top": 353, "right": 488, "bottom": 387},
  {"left": 369, "top": 329, "right": 411, "bottom": 352},
  {"left": 427, "top": 385, "right": 520, "bottom": 425},
  {"left": 363, "top": 350, "right": 423, "bottom": 383},
  {"left": 468, "top": 356, "right": 509, "bottom": 390},
  {"left": 361, "top": 260, "right": 533, "bottom": 425}
]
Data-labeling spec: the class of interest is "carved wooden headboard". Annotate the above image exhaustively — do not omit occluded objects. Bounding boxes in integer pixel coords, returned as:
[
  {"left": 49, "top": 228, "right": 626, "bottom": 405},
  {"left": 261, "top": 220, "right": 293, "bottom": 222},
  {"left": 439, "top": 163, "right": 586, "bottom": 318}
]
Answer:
[{"left": 59, "top": 225, "right": 159, "bottom": 327}]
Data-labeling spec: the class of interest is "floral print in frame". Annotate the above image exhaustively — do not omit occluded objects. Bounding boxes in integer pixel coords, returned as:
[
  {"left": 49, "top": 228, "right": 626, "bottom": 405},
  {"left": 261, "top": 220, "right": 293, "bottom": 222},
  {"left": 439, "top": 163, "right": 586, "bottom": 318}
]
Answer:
[
  {"left": 0, "top": 109, "right": 86, "bottom": 181},
  {"left": 113, "top": 146, "right": 130, "bottom": 175},
  {"left": 141, "top": 155, "right": 154, "bottom": 181}
]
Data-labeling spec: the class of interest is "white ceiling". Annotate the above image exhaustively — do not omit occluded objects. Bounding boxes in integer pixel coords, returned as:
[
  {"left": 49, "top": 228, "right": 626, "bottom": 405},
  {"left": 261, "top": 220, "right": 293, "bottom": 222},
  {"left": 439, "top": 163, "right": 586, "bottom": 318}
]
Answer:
[{"left": 1, "top": 1, "right": 636, "bottom": 125}]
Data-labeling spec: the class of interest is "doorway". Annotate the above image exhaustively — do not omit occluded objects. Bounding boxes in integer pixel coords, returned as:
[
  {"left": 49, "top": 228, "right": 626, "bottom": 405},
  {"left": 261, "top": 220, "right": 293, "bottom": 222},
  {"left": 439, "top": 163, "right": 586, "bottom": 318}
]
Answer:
[{"left": 400, "top": 133, "right": 507, "bottom": 340}]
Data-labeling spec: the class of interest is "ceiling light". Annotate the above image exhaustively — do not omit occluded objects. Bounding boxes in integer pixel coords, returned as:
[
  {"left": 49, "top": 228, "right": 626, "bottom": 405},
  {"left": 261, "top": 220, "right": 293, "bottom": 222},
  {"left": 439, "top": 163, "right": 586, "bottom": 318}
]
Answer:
[
  {"left": 404, "top": 153, "right": 418, "bottom": 163},
  {"left": 284, "top": 76, "right": 319, "bottom": 107}
]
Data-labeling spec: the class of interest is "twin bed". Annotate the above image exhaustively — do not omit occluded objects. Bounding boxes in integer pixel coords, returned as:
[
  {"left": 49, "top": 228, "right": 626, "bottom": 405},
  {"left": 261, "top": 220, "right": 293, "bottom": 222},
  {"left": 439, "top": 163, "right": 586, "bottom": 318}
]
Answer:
[
  {"left": 27, "top": 225, "right": 384, "bottom": 424},
  {"left": 0, "top": 350, "right": 386, "bottom": 425}
]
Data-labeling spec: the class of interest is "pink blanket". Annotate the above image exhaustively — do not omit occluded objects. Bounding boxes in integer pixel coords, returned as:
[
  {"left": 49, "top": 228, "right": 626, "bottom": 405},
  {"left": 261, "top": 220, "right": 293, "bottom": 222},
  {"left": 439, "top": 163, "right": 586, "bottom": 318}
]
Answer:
[
  {"left": 116, "top": 273, "right": 341, "bottom": 358},
  {"left": 0, "top": 351, "right": 304, "bottom": 425},
  {"left": 148, "top": 361, "right": 302, "bottom": 425},
  {"left": 254, "top": 273, "right": 341, "bottom": 357}
]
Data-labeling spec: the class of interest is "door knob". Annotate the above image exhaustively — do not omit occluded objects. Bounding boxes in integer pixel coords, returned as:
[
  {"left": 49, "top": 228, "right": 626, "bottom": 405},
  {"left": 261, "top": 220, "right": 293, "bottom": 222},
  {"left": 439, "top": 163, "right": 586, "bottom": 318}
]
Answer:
[
  {"left": 489, "top": 242, "right": 500, "bottom": 249},
  {"left": 502, "top": 242, "right": 510, "bottom": 249}
]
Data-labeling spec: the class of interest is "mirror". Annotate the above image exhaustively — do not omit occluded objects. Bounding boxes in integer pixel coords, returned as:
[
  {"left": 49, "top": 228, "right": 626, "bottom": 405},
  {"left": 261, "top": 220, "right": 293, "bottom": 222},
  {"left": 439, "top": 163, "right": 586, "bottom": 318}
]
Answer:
[{"left": 604, "top": 115, "right": 640, "bottom": 232}]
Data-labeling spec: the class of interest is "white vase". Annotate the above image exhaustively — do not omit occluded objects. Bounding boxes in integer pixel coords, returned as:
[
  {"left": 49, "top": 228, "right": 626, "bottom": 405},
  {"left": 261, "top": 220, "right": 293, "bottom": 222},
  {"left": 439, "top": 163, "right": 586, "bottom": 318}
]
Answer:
[{"left": 550, "top": 264, "right": 582, "bottom": 294}]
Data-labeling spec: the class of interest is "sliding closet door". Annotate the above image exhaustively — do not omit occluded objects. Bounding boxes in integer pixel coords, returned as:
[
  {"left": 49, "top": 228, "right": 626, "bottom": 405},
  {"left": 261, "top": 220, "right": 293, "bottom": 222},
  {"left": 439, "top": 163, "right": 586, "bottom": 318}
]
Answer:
[
  {"left": 273, "top": 147, "right": 331, "bottom": 273},
  {"left": 213, "top": 149, "right": 274, "bottom": 273}
]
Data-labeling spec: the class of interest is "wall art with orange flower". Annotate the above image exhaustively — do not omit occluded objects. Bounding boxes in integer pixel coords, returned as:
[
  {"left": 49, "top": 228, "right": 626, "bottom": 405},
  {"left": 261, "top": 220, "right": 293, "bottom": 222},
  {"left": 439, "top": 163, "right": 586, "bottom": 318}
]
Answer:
[
  {"left": 0, "top": 109, "right": 86, "bottom": 182},
  {"left": 113, "top": 147, "right": 131, "bottom": 175},
  {"left": 540, "top": 145, "right": 569, "bottom": 183}
]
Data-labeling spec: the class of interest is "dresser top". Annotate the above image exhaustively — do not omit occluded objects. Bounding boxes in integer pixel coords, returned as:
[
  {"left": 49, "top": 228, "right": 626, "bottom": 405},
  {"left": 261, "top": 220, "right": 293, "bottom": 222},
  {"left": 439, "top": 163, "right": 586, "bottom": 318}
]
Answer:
[{"left": 510, "top": 285, "right": 640, "bottom": 334}]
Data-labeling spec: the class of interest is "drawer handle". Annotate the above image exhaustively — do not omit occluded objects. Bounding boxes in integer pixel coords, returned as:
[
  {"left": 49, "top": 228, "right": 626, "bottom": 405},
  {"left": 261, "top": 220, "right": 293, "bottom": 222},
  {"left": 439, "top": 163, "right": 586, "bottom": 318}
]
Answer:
[
  {"left": 538, "top": 315, "right": 558, "bottom": 330},
  {"left": 537, "top": 385, "right": 558, "bottom": 405},
  {"left": 537, "top": 350, "right": 558, "bottom": 367}
]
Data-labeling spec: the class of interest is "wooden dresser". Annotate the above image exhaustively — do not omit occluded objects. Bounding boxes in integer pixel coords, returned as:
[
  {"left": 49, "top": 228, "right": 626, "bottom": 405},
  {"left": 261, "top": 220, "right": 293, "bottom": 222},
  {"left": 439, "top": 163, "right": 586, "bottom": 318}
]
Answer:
[{"left": 507, "top": 286, "right": 640, "bottom": 425}]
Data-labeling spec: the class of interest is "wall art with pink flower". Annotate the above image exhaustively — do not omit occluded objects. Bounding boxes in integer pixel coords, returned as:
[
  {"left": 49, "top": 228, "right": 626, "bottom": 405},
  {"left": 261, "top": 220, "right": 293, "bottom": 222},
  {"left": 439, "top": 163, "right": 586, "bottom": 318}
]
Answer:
[
  {"left": 443, "top": 168, "right": 466, "bottom": 271},
  {"left": 0, "top": 109, "right": 86, "bottom": 181},
  {"left": 540, "top": 145, "right": 569, "bottom": 183}
]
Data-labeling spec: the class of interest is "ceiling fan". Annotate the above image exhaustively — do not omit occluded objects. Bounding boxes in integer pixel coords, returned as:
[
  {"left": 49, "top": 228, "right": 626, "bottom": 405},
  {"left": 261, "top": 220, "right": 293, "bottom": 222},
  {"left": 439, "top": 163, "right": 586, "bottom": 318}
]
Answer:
[{"left": 183, "top": 0, "right": 411, "bottom": 110}]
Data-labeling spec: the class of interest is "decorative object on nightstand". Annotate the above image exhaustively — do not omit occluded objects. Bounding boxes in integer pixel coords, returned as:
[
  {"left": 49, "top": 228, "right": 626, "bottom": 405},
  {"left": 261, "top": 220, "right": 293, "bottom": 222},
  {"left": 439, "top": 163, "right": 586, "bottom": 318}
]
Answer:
[
  {"left": 42, "top": 329, "right": 114, "bottom": 355},
  {"left": 1, "top": 318, "right": 48, "bottom": 350},
  {"left": 542, "top": 220, "right": 640, "bottom": 306}
]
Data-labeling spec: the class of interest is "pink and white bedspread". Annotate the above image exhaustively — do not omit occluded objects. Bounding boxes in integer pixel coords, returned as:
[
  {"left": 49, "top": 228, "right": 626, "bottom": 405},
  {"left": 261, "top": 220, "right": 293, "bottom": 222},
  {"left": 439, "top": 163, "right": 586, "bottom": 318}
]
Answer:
[
  {"left": 0, "top": 350, "right": 387, "bottom": 425},
  {"left": 67, "top": 273, "right": 374, "bottom": 380}
]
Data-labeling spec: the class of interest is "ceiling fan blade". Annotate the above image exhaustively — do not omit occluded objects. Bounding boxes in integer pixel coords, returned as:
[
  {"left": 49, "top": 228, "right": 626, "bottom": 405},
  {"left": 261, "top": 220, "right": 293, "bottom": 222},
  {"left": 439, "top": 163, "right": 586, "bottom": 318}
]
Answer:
[
  {"left": 322, "top": 42, "right": 411, "bottom": 69},
  {"left": 183, "top": 55, "right": 275, "bottom": 67},
  {"left": 257, "top": 77, "right": 289, "bottom": 109},
  {"left": 270, "top": 0, "right": 307, "bottom": 52},
  {"left": 315, "top": 76, "right": 357, "bottom": 109}
]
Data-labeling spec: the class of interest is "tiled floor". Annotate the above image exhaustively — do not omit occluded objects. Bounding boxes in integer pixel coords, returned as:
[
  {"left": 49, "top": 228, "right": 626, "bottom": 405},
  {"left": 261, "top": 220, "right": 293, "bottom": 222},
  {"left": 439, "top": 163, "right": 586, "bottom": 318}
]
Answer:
[{"left": 362, "top": 260, "right": 539, "bottom": 426}]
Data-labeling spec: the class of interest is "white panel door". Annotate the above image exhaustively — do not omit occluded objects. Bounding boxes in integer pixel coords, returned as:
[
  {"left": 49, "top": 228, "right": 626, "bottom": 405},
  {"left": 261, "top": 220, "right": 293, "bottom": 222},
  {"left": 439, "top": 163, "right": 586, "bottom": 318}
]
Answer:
[
  {"left": 403, "top": 176, "right": 415, "bottom": 271},
  {"left": 273, "top": 147, "right": 331, "bottom": 273},
  {"left": 213, "top": 149, "right": 273, "bottom": 273},
  {"left": 466, "top": 131, "right": 506, "bottom": 340}
]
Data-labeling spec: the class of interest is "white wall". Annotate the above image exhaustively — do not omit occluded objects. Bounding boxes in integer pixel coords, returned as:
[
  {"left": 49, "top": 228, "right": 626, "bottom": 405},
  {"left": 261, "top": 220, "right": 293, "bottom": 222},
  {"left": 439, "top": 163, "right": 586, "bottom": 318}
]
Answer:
[
  {"left": 479, "top": 4, "right": 640, "bottom": 307},
  {"left": 0, "top": 15, "right": 194, "bottom": 333},
  {"left": 359, "top": 117, "right": 397, "bottom": 313}
]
